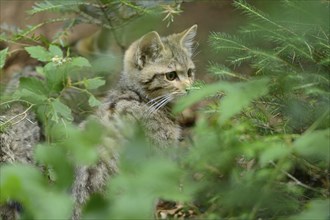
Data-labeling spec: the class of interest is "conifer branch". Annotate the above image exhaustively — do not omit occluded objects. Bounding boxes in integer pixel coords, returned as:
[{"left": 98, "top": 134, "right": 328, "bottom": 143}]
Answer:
[
  {"left": 234, "top": 0, "right": 296, "bottom": 36},
  {"left": 208, "top": 64, "right": 248, "bottom": 81},
  {"left": 28, "top": 1, "right": 99, "bottom": 15}
]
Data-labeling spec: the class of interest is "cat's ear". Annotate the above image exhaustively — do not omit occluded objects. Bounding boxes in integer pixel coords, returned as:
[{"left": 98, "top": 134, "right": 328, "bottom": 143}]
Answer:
[
  {"left": 136, "top": 31, "right": 164, "bottom": 69},
  {"left": 178, "top": 24, "right": 198, "bottom": 55}
]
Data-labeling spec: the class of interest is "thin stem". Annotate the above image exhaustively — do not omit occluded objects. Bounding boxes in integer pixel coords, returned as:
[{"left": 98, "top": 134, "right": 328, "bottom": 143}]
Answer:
[
  {"left": 0, "top": 99, "right": 33, "bottom": 106},
  {"left": 270, "top": 161, "right": 324, "bottom": 195},
  {"left": 0, "top": 104, "right": 35, "bottom": 129}
]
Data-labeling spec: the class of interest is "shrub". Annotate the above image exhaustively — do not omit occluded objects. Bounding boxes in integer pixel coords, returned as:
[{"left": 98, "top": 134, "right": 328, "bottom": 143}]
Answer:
[{"left": 0, "top": 0, "right": 329, "bottom": 219}]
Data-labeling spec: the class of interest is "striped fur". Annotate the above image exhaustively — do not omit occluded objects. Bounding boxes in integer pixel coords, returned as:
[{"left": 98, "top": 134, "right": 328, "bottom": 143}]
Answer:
[{"left": 72, "top": 25, "right": 198, "bottom": 219}]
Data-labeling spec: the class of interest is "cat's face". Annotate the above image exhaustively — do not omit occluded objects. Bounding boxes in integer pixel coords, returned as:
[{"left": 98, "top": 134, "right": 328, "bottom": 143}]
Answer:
[{"left": 123, "top": 25, "right": 197, "bottom": 103}]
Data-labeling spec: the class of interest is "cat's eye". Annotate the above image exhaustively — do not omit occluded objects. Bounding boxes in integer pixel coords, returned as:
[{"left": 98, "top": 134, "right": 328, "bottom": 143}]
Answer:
[
  {"left": 187, "top": 68, "right": 194, "bottom": 77},
  {"left": 165, "top": 71, "right": 178, "bottom": 81}
]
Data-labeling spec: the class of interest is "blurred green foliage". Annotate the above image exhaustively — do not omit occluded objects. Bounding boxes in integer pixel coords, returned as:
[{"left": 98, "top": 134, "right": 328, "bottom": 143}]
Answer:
[{"left": 1, "top": 0, "right": 329, "bottom": 219}]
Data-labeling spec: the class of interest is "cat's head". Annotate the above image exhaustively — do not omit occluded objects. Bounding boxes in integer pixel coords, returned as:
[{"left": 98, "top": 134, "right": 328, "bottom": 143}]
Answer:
[{"left": 122, "top": 25, "right": 198, "bottom": 102}]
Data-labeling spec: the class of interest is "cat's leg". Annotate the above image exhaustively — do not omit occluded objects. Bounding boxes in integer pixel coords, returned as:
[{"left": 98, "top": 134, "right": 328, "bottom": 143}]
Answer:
[
  {"left": 71, "top": 160, "right": 117, "bottom": 220},
  {"left": 72, "top": 166, "right": 90, "bottom": 220}
]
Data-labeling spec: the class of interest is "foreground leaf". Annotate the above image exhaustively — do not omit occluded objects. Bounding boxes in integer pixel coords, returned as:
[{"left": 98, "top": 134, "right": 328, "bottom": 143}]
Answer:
[
  {"left": 49, "top": 44, "right": 63, "bottom": 57},
  {"left": 0, "top": 164, "right": 73, "bottom": 219},
  {"left": 25, "top": 46, "right": 52, "bottom": 62},
  {"left": 174, "top": 78, "right": 269, "bottom": 122},
  {"left": 220, "top": 78, "right": 269, "bottom": 122},
  {"left": 0, "top": 47, "right": 8, "bottom": 69},
  {"left": 71, "top": 57, "right": 91, "bottom": 67},
  {"left": 84, "top": 77, "right": 106, "bottom": 90},
  {"left": 88, "top": 95, "right": 102, "bottom": 107},
  {"left": 50, "top": 99, "right": 73, "bottom": 122},
  {"left": 294, "top": 129, "right": 330, "bottom": 166}
]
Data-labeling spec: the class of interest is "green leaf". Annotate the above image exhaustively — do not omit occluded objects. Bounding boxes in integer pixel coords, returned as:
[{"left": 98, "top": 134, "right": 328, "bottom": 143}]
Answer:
[
  {"left": 34, "top": 191, "right": 73, "bottom": 219},
  {"left": 174, "top": 78, "right": 269, "bottom": 122},
  {"left": 35, "top": 144, "right": 74, "bottom": 189},
  {"left": 61, "top": 119, "right": 102, "bottom": 165},
  {"left": 43, "top": 62, "right": 67, "bottom": 93},
  {"left": 71, "top": 57, "right": 91, "bottom": 67},
  {"left": 294, "top": 129, "right": 330, "bottom": 165},
  {"left": 0, "top": 164, "right": 44, "bottom": 202},
  {"left": 288, "top": 199, "right": 330, "bottom": 220},
  {"left": 174, "top": 83, "right": 222, "bottom": 114},
  {"left": 49, "top": 45, "right": 63, "bottom": 57},
  {"left": 19, "top": 77, "right": 48, "bottom": 95},
  {"left": 25, "top": 46, "right": 52, "bottom": 62},
  {"left": 0, "top": 164, "right": 73, "bottom": 219},
  {"left": 84, "top": 77, "right": 106, "bottom": 90},
  {"left": 36, "top": 66, "right": 45, "bottom": 75},
  {"left": 48, "top": 119, "right": 103, "bottom": 165},
  {"left": 220, "top": 78, "right": 269, "bottom": 122},
  {"left": 109, "top": 157, "right": 191, "bottom": 219},
  {"left": 0, "top": 47, "right": 8, "bottom": 69},
  {"left": 16, "top": 77, "right": 48, "bottom": 104},
  {"left": 16, "top": 88, "right": 48, "bottom": 105},
  {"left": 259, "top": 143, "right": 291, "bottom": 167},
  {"left": 81, "top": 194, "right": 110, "bottom": 219},
  {"left": 88, "top": 95, "right": 102, "bottom": 107},
  {"left": 0, "top": 33, "right": 7, "bottom": 42},
  {"left": 50, "top": 99, "right": 73, "bottom": 122}
]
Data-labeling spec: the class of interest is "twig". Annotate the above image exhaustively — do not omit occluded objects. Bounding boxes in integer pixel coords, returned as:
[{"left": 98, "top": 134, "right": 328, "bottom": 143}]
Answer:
[
  {"left": 0, "top": 104, "right": 35, "bottom": 129},
  {"left": 269, "top": 161, "right": 323, "bottom": 195},
  {"left": 72, "top": 7, "right": 112, "bottom": 29},
  {"left": 0, "top": 99, "right": 33, "bottom": 106}
]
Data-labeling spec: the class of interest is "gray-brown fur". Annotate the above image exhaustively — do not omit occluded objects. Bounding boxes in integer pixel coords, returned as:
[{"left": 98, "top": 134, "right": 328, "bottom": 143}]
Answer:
[
  {"left": 0, "top": 105, "right": 40, "bottom": 164},
  {"left": 0, "top": 103, "right": 41, "bottom": 220},
  {"left": 72, "top": 25, "right": 198, "bottom": 219}
]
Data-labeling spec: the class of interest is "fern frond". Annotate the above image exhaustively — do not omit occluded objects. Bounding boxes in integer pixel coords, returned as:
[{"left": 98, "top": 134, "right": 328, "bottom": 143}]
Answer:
[
  {"left": 233, "top": 0, "right": 296, "bottom": 36},
  {"left": 319, "top": 58, "right": 330, "bottom": 65},
  {"left": 208, "top": 64, "right": 247, "bottom": 81},
  {"left": 228, "top": 55, "right": 253, "bottom": 67},
  {"left": 0, "top": 33, "right": 8, "bottom": 42},
  {"left": 28, "top": 0, "right": 89, "bottom": 15},
  {"left": 277, "top": 38, "right": 314, "bottom": 62},
  {"left": 248, "top": 48, "right": 289, "bottom": 74},
  {"left": 12, "top": 18, "right": 70, "bottom": 44},
  {"left": 240, "top": 23, "right": 288, "bottom": 42},
  {"left": 240, "top": 23, "right": 315, "bottom": 62},
  {"left": 282, "top": 0, "right": 329, "bottom": 28},
  {"left": 210, "top": 32, "right": 289, "bottom": 70},
  {"left": 209, "top": 32, "right": 248, "bottom": 54},
  {"left": 119, "top": 0, "right": 151, "bottom": 14},
  {"left": 14, "top": 23, "right": 44, "bottom": 42}
]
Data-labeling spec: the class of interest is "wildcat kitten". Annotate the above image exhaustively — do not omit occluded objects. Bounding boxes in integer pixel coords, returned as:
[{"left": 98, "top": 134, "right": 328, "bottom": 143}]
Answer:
[{"left": 72, "top": 25, "right": 197, "bottom": 219}]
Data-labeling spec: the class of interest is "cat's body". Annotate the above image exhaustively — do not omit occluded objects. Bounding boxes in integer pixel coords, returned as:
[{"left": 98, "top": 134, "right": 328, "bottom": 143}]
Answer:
[{"left": 72, "top": 25, "right": 197, "bottom": 219}]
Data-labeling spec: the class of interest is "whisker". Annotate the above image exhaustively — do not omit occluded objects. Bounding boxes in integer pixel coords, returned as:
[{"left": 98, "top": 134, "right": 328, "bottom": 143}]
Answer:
[
  {"left": 147, "top": 94, "right": 173, "bottom": 116},
  {"left": 148, "top": 98, "right": 169, "bottom": 116},
  {"left": 154, "top": 96, "right": 173, "bottom": 112},
  {"left": 144, "top": 91, "right": 182, "bottom": 116},
  {"left": 147, "top": 95, "right": 170, "bottom": 110},
  {"left": 148, "top": 100, "right": 169, "bottom": 116},
  {"left": 146, "top": 96, "right": 170, "bottom": 116},
  {"left": 153, "top": 96, "right": 171, "bottom": 110},
  {"left": 146, "top": 94, "right": 169, "bottom": 105}
]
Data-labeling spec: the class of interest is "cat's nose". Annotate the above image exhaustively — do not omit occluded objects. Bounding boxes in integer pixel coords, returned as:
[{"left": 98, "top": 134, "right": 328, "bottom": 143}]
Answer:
[{"left": 182, "top": 80, "right": 191, "bottom": 92}]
